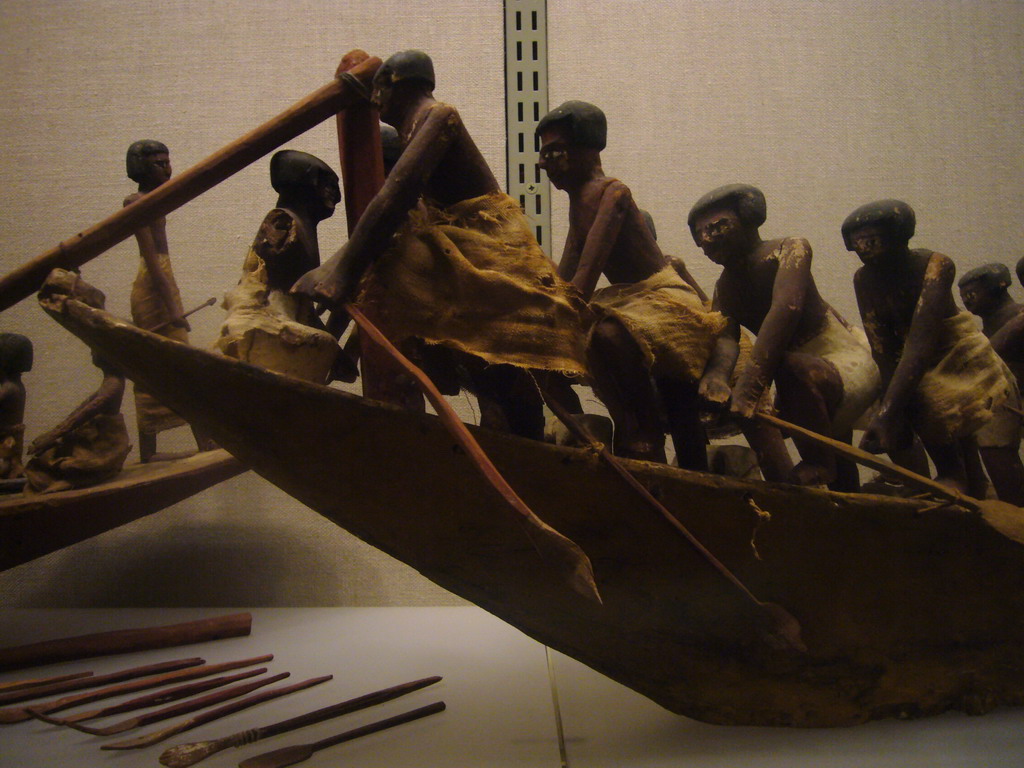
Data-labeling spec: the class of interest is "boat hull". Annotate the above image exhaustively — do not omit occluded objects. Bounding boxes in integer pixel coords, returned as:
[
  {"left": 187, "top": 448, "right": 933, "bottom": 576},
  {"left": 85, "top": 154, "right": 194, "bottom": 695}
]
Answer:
[
  {"left": 46, "top": 299, "right": 1024, "bottom": 726},
  {"left": 0, "top": 450, "right": 245, "bottom": 571}
]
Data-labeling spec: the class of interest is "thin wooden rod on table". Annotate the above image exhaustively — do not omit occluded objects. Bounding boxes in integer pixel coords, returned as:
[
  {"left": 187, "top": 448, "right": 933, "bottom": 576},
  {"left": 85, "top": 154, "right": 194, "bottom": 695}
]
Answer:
[{"left": 0, "top": 612, "right": 252, "bottom": 672}]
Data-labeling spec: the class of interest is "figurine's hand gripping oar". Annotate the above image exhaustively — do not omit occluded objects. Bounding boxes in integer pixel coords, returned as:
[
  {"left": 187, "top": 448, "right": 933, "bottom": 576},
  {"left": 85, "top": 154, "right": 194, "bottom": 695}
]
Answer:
[
  {"left": 345, "top": 304, "right": 601, "bottom": 604},
  {"left": 0, "top": 52, "right": 382, "bottom": 312}
]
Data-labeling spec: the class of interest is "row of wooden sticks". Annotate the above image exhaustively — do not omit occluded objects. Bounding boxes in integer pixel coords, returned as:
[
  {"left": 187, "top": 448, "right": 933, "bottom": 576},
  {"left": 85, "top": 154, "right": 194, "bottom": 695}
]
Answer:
[{"left": 0, "top": 612, "right": 445, "bottom": 766}]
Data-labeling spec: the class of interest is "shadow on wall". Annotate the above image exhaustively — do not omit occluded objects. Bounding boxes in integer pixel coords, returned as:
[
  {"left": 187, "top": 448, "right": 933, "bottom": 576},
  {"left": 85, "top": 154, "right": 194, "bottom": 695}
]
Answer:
[{"left": 0, "top": 473, "right": 465, "bottom": 608}]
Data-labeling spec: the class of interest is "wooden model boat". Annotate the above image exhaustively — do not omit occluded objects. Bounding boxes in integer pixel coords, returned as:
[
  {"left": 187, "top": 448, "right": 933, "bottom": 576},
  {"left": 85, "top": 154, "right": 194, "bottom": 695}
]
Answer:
[
  {"left": 42, "top": 295, "right": 1024, "bottom": 727},
  {"left": 0, "top": 449, "right": 245, "bottom": 572}
]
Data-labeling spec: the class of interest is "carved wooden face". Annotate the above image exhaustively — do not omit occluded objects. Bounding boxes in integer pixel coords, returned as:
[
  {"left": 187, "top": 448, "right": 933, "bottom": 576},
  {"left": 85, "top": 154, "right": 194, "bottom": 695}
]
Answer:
[
  {"left": 848, "top": 225, "right": 891, "bottom": 266},
  {"left": 692, "top": 206, "right": 746, "bottom": 265},
  {"left": 141, "top": 152, "right": 172, "bottom": 188},
  {"left": 537, "top": 125, "right": 572, "bottom": 189},
  {"left": 315, "top": 172, "right": 341, "bottom": 219},
  {"left": 958, "top": 278, "right": 1002, "bottom": 316}
]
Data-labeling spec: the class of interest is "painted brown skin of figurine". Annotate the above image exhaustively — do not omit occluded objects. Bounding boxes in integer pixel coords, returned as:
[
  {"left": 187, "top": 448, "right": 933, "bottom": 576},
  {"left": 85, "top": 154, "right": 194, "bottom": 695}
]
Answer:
[
  {"left": 292, "top": 51, "right": 547, "bottom": 439},
  {"left": 293, "top": 61, "right": 499, "bottom": 306},
  {"left": 126, "top": 141, "right": 213, "bottom": 461},
  {"left": 958, "top": 264, "right": 1024, "bottom": 503},
  {"left": 0, "top": 334, "right": 32, "bottom": 479},
  {"left": 125, "top": 144, "right": 188, "bottom": 333},
  {"left": 849, "top": 219, "right": 981, "bottom": 495},
  {"left": 259, "top": 150, "right": 341, "bottom": 297},
  {"left": 693, "top": 193, "right": 855, "bottom": 489},
  {"left": 537, "top": 114, "right": 705, "bottom": 466}
]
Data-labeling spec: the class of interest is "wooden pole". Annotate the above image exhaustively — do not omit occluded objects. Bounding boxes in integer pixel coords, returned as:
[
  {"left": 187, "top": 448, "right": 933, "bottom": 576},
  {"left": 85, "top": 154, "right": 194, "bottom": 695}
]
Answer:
[
  {"left": 755, "top": 411, "right": 980, "bottom": 510},
  {"left": 0, "top": 53, "right": 381, "bottom": 312}
]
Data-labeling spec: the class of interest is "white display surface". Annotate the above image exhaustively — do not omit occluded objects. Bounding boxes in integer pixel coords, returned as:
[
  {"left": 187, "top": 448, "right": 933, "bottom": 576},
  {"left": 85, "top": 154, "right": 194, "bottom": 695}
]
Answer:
[{"left": 2, "top": 608, "right": 1023, "bottom": 767}]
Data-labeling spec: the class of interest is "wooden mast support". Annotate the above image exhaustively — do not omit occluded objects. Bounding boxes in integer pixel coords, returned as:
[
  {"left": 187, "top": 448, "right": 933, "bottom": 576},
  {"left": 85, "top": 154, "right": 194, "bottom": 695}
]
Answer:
[{"left": 0, "top": 52, "right": 381, "bottom": 313}]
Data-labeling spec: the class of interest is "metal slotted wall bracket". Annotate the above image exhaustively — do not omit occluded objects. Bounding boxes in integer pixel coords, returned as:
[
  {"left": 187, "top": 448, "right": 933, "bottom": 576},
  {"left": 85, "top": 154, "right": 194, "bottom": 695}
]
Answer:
[{"left": 504, "top": 0, "right": 551, "bottom": 255}]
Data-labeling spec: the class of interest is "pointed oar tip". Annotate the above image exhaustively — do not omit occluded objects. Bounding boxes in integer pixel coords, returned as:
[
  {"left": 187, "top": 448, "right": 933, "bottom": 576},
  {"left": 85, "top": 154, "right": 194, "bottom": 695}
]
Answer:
[
  {"left": 238, "top": 744, "right": 313, "bottom": 768},
  {"left": 158, "top": 740, "right": 220, "bottom": 768}
]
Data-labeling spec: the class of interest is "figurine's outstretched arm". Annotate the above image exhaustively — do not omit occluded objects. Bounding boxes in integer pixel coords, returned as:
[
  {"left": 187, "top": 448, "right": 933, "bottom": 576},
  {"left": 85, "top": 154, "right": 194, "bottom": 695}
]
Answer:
[
  {"left": 862, "top": 253, "right": 955, "bottom": 453},
  {"left": 699, "top": 291, "right": 740, "bottom": 410},
  {"left": 556, "top": 227, "right": 582, "bottom": 283},
  {"left": 570, "top": 181, "right": 629, "bottom": 301},
  {"left": 731, "top": 237, "right": 812, "bottom": 417},
  {"left": 988, "top": 308, "right": 1024, "bottom": 359},
  {"left": 879, "top": 252, "right": 953, "bottom": 412},
  {"left": 291, "top": 104, "right": 461, "bottom": 307},
  {"left": 854, "top": 269, "right": 899, "bottom": 385}
]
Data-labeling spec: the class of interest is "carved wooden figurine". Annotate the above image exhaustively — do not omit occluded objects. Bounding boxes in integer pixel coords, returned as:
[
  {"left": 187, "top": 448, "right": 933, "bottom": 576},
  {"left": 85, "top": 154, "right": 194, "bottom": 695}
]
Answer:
[
  {"left": 0, "top": 333, "right": 32, "bottom": 481},
  {"left": 293, "top": 50, "right": 590, "bottom": 440},
  {"left": 125, "top": 140, "right": 210, "bottom": 461},
  {"left": 957, "top": 263, "right": 1024, "bottom": 503},
  {"left": 24, "top": 271, "right": 130, "bottom": 493},
  {"left": 691, "top": 184, "right": 880, "bottom": 490},
  {"left": 843, "top": 200, "right": 1013, "bottom": 495},
  {"left": 536, "top": 101, "right": 723, "bottom": 466},
  {"left": 217, "top": 150, "right": 347, "bottom": 383}
]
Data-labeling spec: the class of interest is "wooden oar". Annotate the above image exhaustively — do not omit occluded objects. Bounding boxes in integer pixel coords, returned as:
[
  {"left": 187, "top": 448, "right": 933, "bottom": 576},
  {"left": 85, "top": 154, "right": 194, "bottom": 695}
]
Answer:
[
  {"left": 36, "top": 667, "right": 265, "bottom": 725},
  {"left": 0, "top": 657, "right": 203, "bottom": 719},
  {"left": 755, "top": 412, "right": 981, "bottom": 510},
  {"left": 346, "top": 304, "right": 601, "bottom": 605},
  {"left": 148, "top": 297, "right": 217, "bottom": 334},
  {"left": 237, "top": 701, "right": 446, "bottom": 768},
  {"left": 72, "top": 669, "right": 282, "bottom": 735},
  {"left": 11, "top": 655, "right": 270, "bottom": 724},
  {"left": 539, "top": 390, "right": 805, "bottom": 653},
  {"left": 328, "top": 66, "right": 598, "bottom": 604},
  {"left": 0, "top": 52, "right": 381, "bottom": 312},
  {"left": 0, "top": 611, "right": 251, "bottom": 672},
  {"left": 102, "top": 674, "right": 332, "bottom": 750},
  {"left": 0, "top": 671, "right": 92, "bottom": 694},
  {"left": 158, "top": 675, "right": 441, "bottom": 768}
]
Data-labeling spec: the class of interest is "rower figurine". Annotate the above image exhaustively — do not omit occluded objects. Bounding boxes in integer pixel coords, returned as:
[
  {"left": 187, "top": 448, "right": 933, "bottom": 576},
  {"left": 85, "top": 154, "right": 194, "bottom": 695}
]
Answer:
[
  {"left": 536, "top": 101, "right": 724, "bottom": 466},
  {"left": 0, "top": 333, "right": 32, "bottom": 481},
  {"left": 125, "top": 140, "right": 211, "bottom": 461},
  {"left": 293, "top": 50, "right": 590, "bottom": 440},
  {"left": 957, "top": 263, "right": 1024, "bottom": 504},
  {"left": 843, "top": 200, "right": 1013, "bottom": 496},
  {"left": 25, "top": 270, "right": 131, "bottom": 494},
  {"left": 218, "top": 149, "right": 350, "bottom": 383},
  {"left": 691, "top": 184, "right": 880, "bottom": 490}
]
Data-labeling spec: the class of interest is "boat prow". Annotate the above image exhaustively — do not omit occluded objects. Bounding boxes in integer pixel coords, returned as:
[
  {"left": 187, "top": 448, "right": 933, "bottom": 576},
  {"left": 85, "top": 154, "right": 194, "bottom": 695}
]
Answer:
[
  {"left": 0, "top": 449, "right": 245, "bottom": 571},
  {"left": 43, "top": 297, "right": 1024, "bottom": 727}
]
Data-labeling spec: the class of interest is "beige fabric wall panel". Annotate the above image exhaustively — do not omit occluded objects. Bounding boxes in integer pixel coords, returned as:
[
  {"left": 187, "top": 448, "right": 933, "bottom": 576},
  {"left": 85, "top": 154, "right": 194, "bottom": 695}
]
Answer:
[{"left": 1, "top": 0, "right": 1021, "bottom": 606}]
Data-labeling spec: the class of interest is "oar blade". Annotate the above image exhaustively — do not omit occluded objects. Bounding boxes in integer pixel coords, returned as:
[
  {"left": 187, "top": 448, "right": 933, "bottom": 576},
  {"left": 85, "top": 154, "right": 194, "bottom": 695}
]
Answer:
[{"left": 238, "top": 744, "right": 314, "bottom": 768}]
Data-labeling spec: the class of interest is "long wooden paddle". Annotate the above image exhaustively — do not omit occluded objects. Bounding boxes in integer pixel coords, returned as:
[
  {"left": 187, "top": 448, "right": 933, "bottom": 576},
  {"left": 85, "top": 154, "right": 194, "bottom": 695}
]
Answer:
[
  {"left": 330, "top": 59, "right": 600, "bottom": 604},
  {"left": 539, "top": 390, "right": 805, "bottom": 652},
  {"left": 0, "top": 52, "right": 381, "bottom": 312},
  {"left": 755, "top": 412, "right": 981, "bottom": 510}
]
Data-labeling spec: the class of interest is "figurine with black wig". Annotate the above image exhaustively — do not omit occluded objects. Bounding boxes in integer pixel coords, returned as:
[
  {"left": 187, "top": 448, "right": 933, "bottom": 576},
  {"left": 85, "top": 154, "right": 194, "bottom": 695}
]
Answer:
[
  {"left": 218, "top": 149, "right": 347, "bottom": 383},
  {"left": 843, "top": 200, "right": 1013, "bottom": 496},
  {"left": 536, "top": 101, "right": 725, "bottom": 466},
  {"left": 25, "top": 271, "right": 130, "bottom": 493},
  {"left": 0, "top": 333, "right": 32, "bottom": 481},
  {"left": 293, "top": 51, "right": 590, "bottom": 440},
  {"left": 957, "top": 263, "right": 1024, "bottom": 503},
  {"left": 691, "top": 185, "right": 880, "bottom": 490},
  {"left": 125, "top": 140, "right": 211, "bottom": 461}
]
